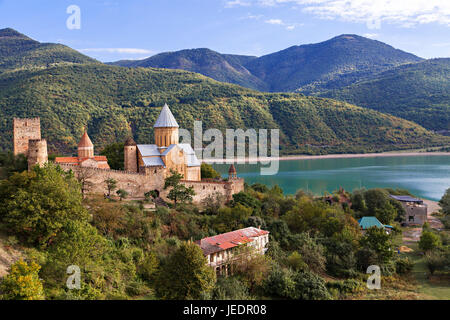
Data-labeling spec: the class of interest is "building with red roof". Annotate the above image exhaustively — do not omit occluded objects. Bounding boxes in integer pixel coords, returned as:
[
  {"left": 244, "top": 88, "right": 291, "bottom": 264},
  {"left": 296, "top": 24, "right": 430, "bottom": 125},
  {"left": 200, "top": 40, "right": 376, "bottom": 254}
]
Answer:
[
  {"left": 196, "top": 227, "right": 269, "bottom": 276},
  {"left": 54, "top": 130, "right": 110, "bottom": 170}
]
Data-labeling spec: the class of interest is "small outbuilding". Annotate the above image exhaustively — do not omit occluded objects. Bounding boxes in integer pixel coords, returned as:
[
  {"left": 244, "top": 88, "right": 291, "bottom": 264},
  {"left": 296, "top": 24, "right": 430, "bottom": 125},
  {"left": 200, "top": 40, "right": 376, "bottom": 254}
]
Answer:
[{"left": 358, "top": 216, "right": 393, "bottom": 234}]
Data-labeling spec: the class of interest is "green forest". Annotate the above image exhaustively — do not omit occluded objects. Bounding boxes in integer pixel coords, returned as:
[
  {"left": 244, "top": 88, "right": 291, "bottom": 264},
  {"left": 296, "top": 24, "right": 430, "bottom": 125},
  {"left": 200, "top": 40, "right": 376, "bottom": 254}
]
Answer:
[
  {"left": 0, "top": 162, "right": 449, "bottom": 300},
  {"left": 0, "top": 63, "right": 446, "bottom": 155},
  {"left": 319, "top": 59, "right": 450, "bottom": 132}
]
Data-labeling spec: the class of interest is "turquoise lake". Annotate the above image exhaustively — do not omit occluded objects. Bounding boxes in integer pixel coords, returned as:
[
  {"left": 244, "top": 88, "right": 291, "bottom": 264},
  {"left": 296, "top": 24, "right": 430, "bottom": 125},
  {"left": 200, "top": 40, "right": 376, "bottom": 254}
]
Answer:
[{"left": 213, "top": 155, "right": 450, "bottom": 201}]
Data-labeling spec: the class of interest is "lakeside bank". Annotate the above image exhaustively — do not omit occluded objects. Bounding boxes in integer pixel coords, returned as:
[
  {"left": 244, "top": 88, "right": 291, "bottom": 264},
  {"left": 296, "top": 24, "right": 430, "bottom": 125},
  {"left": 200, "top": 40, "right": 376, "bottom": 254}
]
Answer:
[{"left": 204, "top": 152, "right": 450, "bottom": 164}]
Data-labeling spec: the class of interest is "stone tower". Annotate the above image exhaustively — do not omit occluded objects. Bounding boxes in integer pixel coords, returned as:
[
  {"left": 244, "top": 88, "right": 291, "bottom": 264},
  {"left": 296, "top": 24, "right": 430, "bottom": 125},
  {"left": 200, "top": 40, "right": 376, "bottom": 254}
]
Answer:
[
  {"left": 78, "top": 130, "right": 94, "bottom": 158},
  {"left": 27, "top": 139, "right": 48, "bottom": 169},
  {"left": 124, "top": 137, "right": 138, "bottom": 172},
  {"left": 154, "top": 104, "right": 179, "bottom": 149},
  {"left": 228, "top": 164, "right": 237, "bottom": 180},
  {"left": 13, "top": 117, "right": 41, "bottom": 156}
]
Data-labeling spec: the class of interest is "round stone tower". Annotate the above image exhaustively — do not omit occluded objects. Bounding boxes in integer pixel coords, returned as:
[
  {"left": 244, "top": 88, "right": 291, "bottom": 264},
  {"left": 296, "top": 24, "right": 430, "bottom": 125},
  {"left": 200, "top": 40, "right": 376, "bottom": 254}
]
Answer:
[
  {"left": 27, "top": 139, "right": 48, "bottom": 170},
  {"left": 154, "top": 104, "right": 179, "bottom": 148},
  {"left": 78, "top": 130, "right": 94, "bottom": 158},
  {"left": 124, "top": 136, "right": 138, "bottom": 172}
]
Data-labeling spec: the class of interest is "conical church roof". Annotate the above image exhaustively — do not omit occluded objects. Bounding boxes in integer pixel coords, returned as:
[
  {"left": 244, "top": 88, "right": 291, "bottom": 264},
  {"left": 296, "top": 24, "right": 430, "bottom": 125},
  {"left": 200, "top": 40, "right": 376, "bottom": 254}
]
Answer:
[
  {"left": 153, "top": 103, "right": 179, "bottom": 128},
  {"left": 78, "top": 130, "right": 93, "bottom": 148}
]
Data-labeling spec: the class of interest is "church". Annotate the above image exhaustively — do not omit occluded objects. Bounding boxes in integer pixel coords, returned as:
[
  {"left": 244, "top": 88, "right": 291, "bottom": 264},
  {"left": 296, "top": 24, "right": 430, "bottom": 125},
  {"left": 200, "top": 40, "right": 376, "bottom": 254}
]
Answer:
[
  {"left": 16, "top": 104, "right": 244, "bottom": 203},
  {"left": 123, "top": 103, "right": 201, "bottom": 181}
]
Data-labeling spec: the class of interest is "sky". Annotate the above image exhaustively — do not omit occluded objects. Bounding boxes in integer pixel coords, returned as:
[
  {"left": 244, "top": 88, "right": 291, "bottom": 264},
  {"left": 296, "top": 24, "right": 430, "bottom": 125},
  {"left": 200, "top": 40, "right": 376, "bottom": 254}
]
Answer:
[{"left": 0, "top": 0, "right": 449, "bottom": 62}]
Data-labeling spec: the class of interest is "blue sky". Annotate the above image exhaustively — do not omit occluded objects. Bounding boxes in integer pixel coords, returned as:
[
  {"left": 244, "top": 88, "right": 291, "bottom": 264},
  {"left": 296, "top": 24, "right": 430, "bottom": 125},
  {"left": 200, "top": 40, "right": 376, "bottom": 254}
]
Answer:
[{"left": 0, "top": 0, "right": 449, "bottom": 62}]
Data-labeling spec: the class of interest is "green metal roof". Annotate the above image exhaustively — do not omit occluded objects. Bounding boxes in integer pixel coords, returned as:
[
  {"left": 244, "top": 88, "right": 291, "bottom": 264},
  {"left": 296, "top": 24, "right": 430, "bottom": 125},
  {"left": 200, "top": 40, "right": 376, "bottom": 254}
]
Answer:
[{"left": 358, "top": 216, "right": 392, "bottom": 230}]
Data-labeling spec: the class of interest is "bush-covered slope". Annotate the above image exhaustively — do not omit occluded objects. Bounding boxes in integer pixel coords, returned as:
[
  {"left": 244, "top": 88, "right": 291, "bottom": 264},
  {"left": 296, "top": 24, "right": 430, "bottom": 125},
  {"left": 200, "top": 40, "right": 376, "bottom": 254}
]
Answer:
[
  {"left": 108, "top": 48, "right": 265, "bottom": 91},
  {"left": 318, "top": 59, "right": 450, "bottom": 132},
  {"left": 0, "top": 63, "right": 446, "bottom": 155},
  {"left": 0, "top": 28, "right": 98, "bottom": 72}
]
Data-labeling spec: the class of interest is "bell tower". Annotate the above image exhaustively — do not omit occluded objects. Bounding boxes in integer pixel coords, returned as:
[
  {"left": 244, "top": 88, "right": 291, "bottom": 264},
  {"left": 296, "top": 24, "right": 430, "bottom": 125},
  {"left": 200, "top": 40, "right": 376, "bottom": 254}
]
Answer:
[
  {"left": 78, "top": 130, "right": 94, "bottom": 158},
  {"left": 154, "top": 104, "right": 179, "bottom": 148}
]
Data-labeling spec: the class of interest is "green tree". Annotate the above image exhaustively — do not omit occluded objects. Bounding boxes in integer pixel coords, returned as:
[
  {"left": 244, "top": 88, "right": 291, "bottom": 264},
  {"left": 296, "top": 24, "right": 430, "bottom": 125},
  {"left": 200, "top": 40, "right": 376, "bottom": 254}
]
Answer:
[
  {"left": 419, "top": 231, "right": 442, "bottom": 252},
  {"left": 0, "top": 260, "right": 45, "bottom": 300},
  {"left": 155, "top": 241, "right": 216, "bottom": 299},
  {"left": 200, "top": 163, "right": 220, "bottom": 179},
  {"left": 104, "top": 177, "right": 117, "bottom": 197},
  {"left": 291, "top": 271, "right": 331, "bottom": 300},
  {"left": 164, "top": 170, "right": 195, "bottom": 207},
  {"left": 100, "top": 142, "right": 124, "bottom": 170},
  {"left": 359, "top": 226, "right": 394, "bottom": 263},
  {"left": 211, "top": 277, "right": 252, "bottom": 300},
  {"left": 0, "top": 151, "right": 28, "bottom": 178},
  {"left": 439, "top": 188, "right": 450, "bottom": 215},
  {"left": 116, "top": 189, "right": 129, "bottom": 201},
  {"left": 0, "top": 164, "right": 89, "bottom": 246},
  {"left": 286, "top": 251, "right": 308, "bottom": 271}
]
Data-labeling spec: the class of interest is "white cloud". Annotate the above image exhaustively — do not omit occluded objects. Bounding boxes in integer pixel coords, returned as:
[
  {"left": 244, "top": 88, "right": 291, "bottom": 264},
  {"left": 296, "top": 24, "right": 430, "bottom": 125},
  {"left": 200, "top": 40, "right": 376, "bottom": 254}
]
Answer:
[
  {"left": 363, "top": 33, "right": 379, "bottom": 39},
  {"left": 265, "top": 18, "right": 284, "bottom": 25},
  {"left": 79, "top": 48, "right": 153, "bottom": 54},
  {"left": 237, "top": 0, "right": 450, "bottom": 27},
  {"left": 225, "top": 0, "right": 251, "bottom": 8}
]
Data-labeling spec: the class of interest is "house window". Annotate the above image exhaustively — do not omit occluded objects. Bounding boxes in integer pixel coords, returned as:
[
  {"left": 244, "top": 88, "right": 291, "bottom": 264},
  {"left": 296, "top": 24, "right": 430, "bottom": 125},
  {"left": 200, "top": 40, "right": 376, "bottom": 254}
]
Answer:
[{"left": 409, "top": 216, "right": 414, "bottom": 222}]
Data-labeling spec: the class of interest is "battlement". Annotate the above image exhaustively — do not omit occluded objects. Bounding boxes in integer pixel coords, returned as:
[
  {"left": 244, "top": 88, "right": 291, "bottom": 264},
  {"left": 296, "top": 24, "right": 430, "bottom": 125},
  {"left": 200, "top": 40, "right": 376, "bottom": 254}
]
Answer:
[{"left": 56, "top": 163, "right": 146, "bottom": 176}]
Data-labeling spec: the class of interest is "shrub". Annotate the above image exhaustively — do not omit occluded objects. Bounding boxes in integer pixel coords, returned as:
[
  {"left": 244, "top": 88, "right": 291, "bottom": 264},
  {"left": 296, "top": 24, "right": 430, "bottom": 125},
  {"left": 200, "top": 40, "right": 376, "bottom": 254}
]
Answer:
[
  {"left": 395, "top": 257, "right": 414, "bottom": 275},
  {"left": 212, "top": 277, "right": 252, "bottom": 300},
  {"left": 419, "top": 231, "right": 442, "bottom": 252},
  {"left": 0, "top": 260, "right": 45, "bottom": 300},
  {"left": 292, "top": 271, "right": 331, "bottom": 300}
]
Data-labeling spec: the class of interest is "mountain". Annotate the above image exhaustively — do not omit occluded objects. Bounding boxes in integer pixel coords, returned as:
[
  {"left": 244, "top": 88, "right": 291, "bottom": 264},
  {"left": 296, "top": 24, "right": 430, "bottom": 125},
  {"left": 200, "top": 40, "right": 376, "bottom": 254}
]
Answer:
[
  {"left": 0, "top": 28, "right": 98, "bottom": 72},
  {"left": 244, "top": 34, "right": 423, "bottom": 93},
  {"left": 108, "top": 48, "right": 265, "bottom": 90},
  {"left": 318, "top": 59, "right": 450, "bottom": 132},
  {"left": 110, "top": 35, "right": 423, "bottom": 93},
  {"left": 0, "top": 28, "right": 447, "bottom": 155}
]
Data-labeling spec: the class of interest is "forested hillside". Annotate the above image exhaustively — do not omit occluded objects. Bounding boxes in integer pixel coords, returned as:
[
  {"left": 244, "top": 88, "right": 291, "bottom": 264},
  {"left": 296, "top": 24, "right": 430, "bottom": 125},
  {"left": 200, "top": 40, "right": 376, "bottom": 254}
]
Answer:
[
  {"left": 0, "top": 28, "right": 98, "bottom": 72},
  {"left": 0, "top": 63, "right": 446, "bottom": 155},
  {"left": 318, "top": 59, "right": 450, "bottom": 132},
  {"left": 0, "top": 28, "right": 447, "bottom": 155}
]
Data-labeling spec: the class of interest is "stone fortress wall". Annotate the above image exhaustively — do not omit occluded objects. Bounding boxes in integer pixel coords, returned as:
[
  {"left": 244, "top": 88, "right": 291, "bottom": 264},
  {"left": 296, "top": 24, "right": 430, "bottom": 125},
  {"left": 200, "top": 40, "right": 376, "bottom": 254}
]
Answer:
[{"left": 59, "top": 163, "right": 244, "bottom": 203}]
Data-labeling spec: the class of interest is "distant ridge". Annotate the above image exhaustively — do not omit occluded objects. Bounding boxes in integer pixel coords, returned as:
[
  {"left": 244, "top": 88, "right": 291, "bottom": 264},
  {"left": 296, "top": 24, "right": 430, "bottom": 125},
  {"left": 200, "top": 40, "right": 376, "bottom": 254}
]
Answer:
[
  {"left": 109, "top": 34, "right": 423, "bottom": 93},
  {"left": 0, "top": 27, "right": 98, "bottom": 72}
]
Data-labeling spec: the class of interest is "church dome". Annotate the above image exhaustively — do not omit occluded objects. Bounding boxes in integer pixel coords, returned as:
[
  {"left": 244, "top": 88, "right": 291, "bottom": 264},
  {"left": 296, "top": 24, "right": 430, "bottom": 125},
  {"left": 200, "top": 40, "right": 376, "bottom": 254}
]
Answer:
[
  {"left": 228, "top": 164, "right": 237, "bottom": 174},
  {"left": 153, "top": 103, "right": 179, "bottom": 128},
  {"left": 78, "top": 131, "right": 93, "bottom": 148},
  {"left": 124, "top": 136, "right": 137, "bottom": 146}
]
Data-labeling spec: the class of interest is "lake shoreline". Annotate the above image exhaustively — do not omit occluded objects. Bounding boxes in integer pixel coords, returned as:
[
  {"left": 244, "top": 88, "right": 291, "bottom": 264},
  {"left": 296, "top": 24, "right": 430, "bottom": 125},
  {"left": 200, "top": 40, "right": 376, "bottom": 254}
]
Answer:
[{"left": 203, "top": 151, "right": 450, "bottom": 163}]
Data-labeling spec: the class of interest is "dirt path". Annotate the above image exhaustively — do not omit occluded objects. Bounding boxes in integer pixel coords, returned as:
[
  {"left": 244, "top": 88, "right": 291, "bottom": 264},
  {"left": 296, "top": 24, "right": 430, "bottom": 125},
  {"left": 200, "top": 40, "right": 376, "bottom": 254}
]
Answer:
[{"left": 422, "top": 199, "right": 444, "bottom": 230}]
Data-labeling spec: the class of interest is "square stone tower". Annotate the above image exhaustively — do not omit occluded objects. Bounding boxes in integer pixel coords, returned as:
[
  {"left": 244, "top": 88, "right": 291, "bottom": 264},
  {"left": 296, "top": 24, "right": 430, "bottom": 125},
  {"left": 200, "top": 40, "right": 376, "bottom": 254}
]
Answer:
[{"left": 13, "top": 117, "right": 41, "bottom": 156}]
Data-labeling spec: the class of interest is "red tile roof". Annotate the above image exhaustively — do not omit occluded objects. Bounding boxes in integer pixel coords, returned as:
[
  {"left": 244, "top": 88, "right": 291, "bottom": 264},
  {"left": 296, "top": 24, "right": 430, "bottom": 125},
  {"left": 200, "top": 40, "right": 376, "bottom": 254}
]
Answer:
[
  {"left": 78, "top": 131, "right": 94, "bottom": 148},
  {"left": 196, "top": 227, "right": 269, "bottom": 256},
  {"left": 55, "top": 156, "right": 110, "bottom": 169}
]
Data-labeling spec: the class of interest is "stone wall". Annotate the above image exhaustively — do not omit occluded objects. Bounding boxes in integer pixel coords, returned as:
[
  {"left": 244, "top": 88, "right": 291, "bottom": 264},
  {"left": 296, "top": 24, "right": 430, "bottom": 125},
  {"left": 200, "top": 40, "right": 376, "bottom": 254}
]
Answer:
[
  {"left": 13, "top": 117, "right": 41, "bottom": 156},
  {"left": 59, "top": 163, "right": 243, "bottom": 204},
  {"left": 181, "top": 178, "right": 245, "bottom": 203}
]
